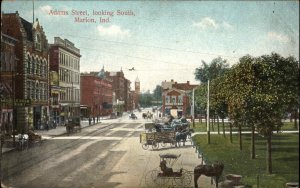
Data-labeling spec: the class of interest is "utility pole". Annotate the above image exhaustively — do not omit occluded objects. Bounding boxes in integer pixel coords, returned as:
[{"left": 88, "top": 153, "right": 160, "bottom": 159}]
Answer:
[
  {"left": 192, "top": 88, "right": 195, "bottom": 128},
  {"left": 207, "top": 80, "right": 210, "bottom": 144}
]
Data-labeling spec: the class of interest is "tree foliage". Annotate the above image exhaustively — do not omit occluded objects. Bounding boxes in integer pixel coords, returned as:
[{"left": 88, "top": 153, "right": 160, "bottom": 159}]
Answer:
[{"left": 194, "top": 57, "right": 229, "bottom": 83}]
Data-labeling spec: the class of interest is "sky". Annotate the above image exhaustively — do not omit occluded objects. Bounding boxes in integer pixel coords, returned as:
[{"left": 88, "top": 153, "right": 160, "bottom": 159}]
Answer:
[{"left": 2, "top": 0, "right": 299, "bottom": 92}]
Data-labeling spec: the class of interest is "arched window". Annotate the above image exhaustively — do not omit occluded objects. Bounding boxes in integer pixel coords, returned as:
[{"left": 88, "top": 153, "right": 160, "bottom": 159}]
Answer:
[
  {"left": 26, "top": 55, "right": 31, "bottom": 74},
  {"left": 35, "top": 33, "right": 41, "bottom": 51},
  {"left": 36, "top": 60, "right": 40, "bottom": 76},
  {"left": 32, "top": 58, "right": 35, "bottom": 74},
  {"left": 35, "top": 81, "right": 39, "bottom": 100}
]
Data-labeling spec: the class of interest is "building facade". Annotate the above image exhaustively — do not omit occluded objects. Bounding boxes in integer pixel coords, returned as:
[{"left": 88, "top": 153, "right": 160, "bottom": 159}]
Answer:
[
  {"left": 105, "top": 70, "right": 126, "bottom": 114},
  {"left": 80, "top": 71, "right": 113, "bottom": 122},
  {"left": 0, "top": 33, "right": 18, "bottom": 135},
  {"left": 134, "top": 77, "right": 140, "bottom": 109},
  {"left": 162, "top": 80, "right": 198, "bottom": 118},
  {"left": 49, "top": 37, "right": 81, "bottom": 124},
  {"left": 2, "top": 12, "right": 50, "bottom": 132}
]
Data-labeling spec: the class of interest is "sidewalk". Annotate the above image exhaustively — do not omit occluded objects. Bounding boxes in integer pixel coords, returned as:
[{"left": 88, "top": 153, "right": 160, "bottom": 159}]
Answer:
[
  {"left": 1, "top": 118, "right": 109, "bottom": 154},
  {"left": 107, "top": 137, "right": 215, "bottom": 188}
]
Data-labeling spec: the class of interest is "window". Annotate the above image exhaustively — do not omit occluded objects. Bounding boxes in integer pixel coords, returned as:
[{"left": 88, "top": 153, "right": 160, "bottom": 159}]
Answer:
[
  {"left": 36, "top": 62, "right": 40, "bottom": 76},
  {"left": 26, "top": 55, "right": 31, "bottom": 74},
  {"left": 178, "top": 96, "right": 183, "bottom": 104},
  {"left": 27, "top": 81, "right": 30, "bottom": 98},
  {"left": 35, "top": 33, "right": 41, "bottom": 51},
  {"left": 172, "top": 96, "right": 176, "bottom": 104},
  {"left": 165, "top": 96, "right": 170, "bottom": 104}
]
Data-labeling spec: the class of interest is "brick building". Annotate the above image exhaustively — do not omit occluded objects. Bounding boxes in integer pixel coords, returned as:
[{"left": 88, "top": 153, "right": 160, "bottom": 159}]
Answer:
[
  {"left": 81, "top": 67, "right": 113, "bottom": 122},
  {"left": 134, "top": 77, "right": 140, "bottom": 109},
  {"left": 162, "top": 80, "right": 198, "bottom": 117},
  {"left": 105, "top": 69, "right": 126, "bottom": 114},
  {"left": 0, "top": 33, "right": 18, "bottom": 135},
  {"left": 49, "top": 37, "right": 81, "bottom": 124},
  {"left": 2, "top": 12, "right": 50, "bottom": 132},
  {"left": 124, "top": 78, "right": 131, "bottom": 111}
]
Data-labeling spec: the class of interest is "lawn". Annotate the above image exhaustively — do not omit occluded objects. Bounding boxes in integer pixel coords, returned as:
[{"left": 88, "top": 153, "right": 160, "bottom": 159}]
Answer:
[
  {"left": 192, "top": 133, "right": 299, "bottom": 188},
  {"left": 192, "top": 121, "right": 299, "bottom": 132}
]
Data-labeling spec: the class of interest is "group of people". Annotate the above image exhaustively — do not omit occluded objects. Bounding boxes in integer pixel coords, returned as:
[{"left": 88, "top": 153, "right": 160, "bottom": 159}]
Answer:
[
  {"left": 35, "top": 119, "right": 57, "bottom": 131},
  {"left": 142, "top": 111, "right": 153, "bottom": 119}
]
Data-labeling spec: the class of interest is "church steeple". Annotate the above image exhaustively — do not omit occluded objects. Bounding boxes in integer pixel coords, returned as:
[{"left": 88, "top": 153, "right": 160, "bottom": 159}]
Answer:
[{"left": 97, "top": 65, "right": 105, "bottom": 79}]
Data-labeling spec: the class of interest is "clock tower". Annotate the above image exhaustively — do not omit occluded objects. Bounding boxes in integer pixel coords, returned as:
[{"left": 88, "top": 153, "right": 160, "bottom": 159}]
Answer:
[{"left": 135, "top": 77, "right": 140, "bottom": 108}]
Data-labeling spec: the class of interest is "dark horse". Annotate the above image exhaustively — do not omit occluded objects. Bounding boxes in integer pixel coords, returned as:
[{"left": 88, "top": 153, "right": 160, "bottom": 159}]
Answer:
[
  {"left": 175, "top": 131, "right": 189, "bottom": 146},
  {"left": 194, "top": 162, "right": 224, "bottom": 188}
]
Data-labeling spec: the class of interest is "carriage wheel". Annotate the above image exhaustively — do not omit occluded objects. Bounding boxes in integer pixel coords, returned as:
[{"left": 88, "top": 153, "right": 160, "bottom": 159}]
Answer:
[
  {"left": 152, "top": 141, "right": 159, "bottom": 150},
  {"left": 147, "top": 170, "right": 169, "bottom": 187},
  {"left": 142, "top": 143, "right": 149, "bottom": 150},
  {"left": 160, "top": 142, "right": 167, "bottom": 147},
  {"left": 170, "top": 141, "right": 176, "bottom": 147},
  {"left": 173, "top": 169, "right": 192, "bottom": 187}
]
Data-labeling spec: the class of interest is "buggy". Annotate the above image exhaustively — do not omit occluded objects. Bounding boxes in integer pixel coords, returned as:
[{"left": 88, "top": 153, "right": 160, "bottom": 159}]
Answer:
[{"left": 145, "top": 153, "right": 192, "bottom": 187}]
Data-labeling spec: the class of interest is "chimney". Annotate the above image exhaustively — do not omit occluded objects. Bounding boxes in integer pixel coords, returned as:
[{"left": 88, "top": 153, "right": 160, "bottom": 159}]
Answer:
[{"left": 187, "top": 81, "right": 190, "bottom": 85}]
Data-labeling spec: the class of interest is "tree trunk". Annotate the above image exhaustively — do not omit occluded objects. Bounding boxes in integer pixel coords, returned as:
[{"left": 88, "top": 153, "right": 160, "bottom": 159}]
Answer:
[
  {"left": 239, "top": 124, "right": 242, "bottom": 150},
  {"left": 222, "top": 118, "right": 225, "bottom": 137},
  {"left": 251, "top": 125, "right": 255, "bottom": 159},
  {"left": 294, "top": 109, "right": 298, "bottom": 130},
  {"left": 229, "top": 123, "right": 233, "bottom": 143},
  {"left": 217, "top": 116, "right": 220, "bottom": 135},
  {"left": 212, "top": 115, "right": 215, "bottom": 131},
  {"left": 266, "top": 134, "right": 272, "bottom": 174}
]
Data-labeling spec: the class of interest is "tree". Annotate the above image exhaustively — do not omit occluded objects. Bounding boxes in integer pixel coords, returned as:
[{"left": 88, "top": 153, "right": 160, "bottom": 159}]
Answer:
[
  {"left": 195, "top": 57, "right": 229, "bottom": 84},
  {"left": 224, "top": 53, "right": 299, "bottom": 174},
  {"left": 139, "top": 93, "right": 153, "bottom": 107},
  {"left": 153, "top": 85, "right": 162, "bottom": 101},
  {"left": 195, "top": 57, "right": 229, "bottom": 143},
  {"left": 210, "top": 76, "right": 229, "bottom": 137}
]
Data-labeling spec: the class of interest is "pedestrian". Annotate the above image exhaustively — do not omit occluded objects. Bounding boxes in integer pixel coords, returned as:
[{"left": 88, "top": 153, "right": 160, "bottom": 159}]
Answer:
[{"left": 46, "top": 120, "right": 49, "bottom": 131}]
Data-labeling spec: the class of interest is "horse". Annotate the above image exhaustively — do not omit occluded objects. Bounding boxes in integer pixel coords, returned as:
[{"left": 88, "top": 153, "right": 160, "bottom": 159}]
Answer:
[
  {"left": 142, "top": 113, "right": 147, "bottom": 119},
  {"left": 147, "top": 113, "right": 153, "bottom": 119},
  {"left": 194, "top": 162, "right": 224, "bottom": 188},
  {"left": 175, "top": 131, "right": 189, "bottom": 147}
]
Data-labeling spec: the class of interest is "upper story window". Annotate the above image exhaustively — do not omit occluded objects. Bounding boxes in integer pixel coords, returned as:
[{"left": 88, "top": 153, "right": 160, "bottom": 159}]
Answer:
[
  {"left": 178, "top": 96, "right": 183, "bottom": 104},
  {"left": 172, "top": 96, "right": 176, "bottom": 104},
  {"left": 35, "top": 33, "right": 42, "bottom": 51},
  {"left": 165, "top": 96, "right": 170, "bottom": 104}
]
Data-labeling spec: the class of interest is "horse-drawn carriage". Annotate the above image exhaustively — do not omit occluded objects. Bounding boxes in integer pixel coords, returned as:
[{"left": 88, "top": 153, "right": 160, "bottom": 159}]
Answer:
[
  {"left": 140, "top": 128, "right": 192, "bottom": 150},
  {"left": 145, "top": 153, "right": 225, "bottom": 188},
  {"left": 65, "top": 117, "right": 81, "bottom": 134},
  {"left": 16, "top": 130, "right": 43, "bottom": 150},
  {"left": 145, "top": 153, "right": 192, "bottom": 187}
]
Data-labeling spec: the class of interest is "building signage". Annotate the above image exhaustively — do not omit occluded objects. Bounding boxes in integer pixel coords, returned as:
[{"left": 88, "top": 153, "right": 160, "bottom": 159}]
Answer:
[{"left": 0, "top": 98, "right": 31, "bottom": 106}]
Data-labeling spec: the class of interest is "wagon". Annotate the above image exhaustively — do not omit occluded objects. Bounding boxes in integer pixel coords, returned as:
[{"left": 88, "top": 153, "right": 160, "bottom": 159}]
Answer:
[
  {"left": 140, "top": 131, "right": 176, "bottom": 150},
  {"left": 145, "top": 153, "right": 192, "bottom": 187},
  {"left": 65, "top": 117, "right": 81, "bottom": 134},
  {"left": 144, "top": 123, "right": 155, "bottom": 132}
]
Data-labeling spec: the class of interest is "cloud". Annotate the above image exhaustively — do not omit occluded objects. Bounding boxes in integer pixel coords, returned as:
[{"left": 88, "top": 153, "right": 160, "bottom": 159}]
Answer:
[
  {"left": 193, "top": 17, "right": 219, "bottom": 30},
  {"left": 40, "top": 5, "right": 52, "bottom": 14},
  {"left": 193, "top": 17, "right": 234, "bottom": 31},
  {"left": 222, "top": 21, "right": 234, "bottom": 30},
  {"left": 97, "top": 25, "right": 130, "bottom": 38},
  {"left": 267, "top": 31, "right": 290, "bottom": 43}
]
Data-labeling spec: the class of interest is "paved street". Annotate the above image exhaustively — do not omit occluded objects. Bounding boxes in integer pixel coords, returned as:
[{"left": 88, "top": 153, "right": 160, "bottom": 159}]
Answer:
[{"left": 1, "top": 111, "right": 213, "bottom": 188}]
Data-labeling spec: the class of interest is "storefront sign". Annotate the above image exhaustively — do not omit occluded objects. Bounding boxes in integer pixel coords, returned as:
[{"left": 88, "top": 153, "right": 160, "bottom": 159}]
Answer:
[{"left": 0, "top": 98, "right": 31, "bottom": 106}]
